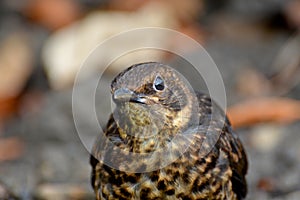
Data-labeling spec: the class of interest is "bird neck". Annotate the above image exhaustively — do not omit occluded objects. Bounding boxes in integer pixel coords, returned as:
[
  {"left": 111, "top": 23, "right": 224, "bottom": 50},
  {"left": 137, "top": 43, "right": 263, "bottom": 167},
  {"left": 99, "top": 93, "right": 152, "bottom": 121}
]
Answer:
[{"left": 117, "top": 124, "right": 182, "bottom": 153}]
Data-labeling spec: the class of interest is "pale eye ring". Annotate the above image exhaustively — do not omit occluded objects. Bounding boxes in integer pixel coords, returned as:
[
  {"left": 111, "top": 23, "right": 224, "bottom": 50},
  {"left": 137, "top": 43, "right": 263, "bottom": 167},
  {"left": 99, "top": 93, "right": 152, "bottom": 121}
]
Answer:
[{"left": 153, "top": 75, "right": 165, "bottom": 91}]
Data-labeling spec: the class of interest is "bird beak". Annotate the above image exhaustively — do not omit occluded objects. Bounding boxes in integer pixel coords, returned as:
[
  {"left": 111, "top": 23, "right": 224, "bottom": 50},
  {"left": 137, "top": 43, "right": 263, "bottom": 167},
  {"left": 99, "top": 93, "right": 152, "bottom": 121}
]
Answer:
[{"left": 113, "top": 88, "right": 146, "bottom": 104}]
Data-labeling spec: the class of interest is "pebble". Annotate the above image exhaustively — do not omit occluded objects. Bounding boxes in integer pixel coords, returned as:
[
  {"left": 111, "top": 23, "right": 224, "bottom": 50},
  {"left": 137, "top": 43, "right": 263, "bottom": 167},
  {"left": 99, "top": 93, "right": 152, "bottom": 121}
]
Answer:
[{"left": 249, "top": 125, "right": 283, "bottom": 152}]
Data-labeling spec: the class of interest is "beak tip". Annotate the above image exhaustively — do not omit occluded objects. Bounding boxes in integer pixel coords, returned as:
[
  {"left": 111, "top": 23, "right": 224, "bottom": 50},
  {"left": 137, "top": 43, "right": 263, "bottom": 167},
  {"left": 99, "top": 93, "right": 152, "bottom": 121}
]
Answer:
[{"left": 113, "top": 88, "right": 134, "bottom": 103}]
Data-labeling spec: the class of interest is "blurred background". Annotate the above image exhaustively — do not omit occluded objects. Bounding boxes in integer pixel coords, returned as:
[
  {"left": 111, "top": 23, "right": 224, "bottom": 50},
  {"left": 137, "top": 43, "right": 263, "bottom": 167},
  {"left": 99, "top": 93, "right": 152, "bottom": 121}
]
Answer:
[{"left": 0, "top": 0, "right": 300, "bottom": 199}]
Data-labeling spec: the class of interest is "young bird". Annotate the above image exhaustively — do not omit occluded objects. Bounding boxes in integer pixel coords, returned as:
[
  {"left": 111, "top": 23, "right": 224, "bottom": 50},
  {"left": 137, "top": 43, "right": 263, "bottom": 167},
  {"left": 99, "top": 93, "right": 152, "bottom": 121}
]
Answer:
[{"left": 90, "top": 62, "right": 248, "bottom": 200}]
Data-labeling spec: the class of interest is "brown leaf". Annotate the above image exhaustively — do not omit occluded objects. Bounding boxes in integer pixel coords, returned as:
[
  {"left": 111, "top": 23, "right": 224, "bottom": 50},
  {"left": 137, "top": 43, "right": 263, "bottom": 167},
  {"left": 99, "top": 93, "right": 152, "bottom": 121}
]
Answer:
[
  {"left": 227, "top": 97, "right": 300, "bottom": 129},
  {"left": 0, "top": 137, "right": 24, "bottom": 162},
  {"left": 285, "top": 0, "right": 300, "bottom": 29},
  {"left": 257, "top": 177, "right": 276, "bottom": 192},
  {"left": 24, "top": 0, "right": 82, "bottom": 30}
]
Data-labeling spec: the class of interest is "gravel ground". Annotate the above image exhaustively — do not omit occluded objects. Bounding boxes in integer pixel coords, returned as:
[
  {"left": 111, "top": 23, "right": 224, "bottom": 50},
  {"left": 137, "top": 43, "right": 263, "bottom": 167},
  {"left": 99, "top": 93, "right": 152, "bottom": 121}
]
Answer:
[{"left": 1, "top": 0, "right": 300, "bottom": 199}]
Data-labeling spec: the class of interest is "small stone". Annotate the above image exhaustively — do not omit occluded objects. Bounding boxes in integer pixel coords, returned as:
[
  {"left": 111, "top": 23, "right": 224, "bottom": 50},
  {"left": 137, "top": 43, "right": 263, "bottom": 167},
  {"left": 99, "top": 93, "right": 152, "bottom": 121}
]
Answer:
[
  {"left": 35, "top": 183, "right": 93, "bottom": 200},
  {"left": 250, "top": 125, "right": 283, "bottom": 152},
  {"left": 0, "top": 182, "right": 18, "bottom": 200}
]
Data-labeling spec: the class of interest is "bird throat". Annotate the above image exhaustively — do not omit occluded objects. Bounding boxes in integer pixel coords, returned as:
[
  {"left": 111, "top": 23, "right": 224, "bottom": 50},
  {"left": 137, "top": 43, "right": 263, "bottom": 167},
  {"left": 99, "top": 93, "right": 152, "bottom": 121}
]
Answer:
[{"left": 113, "top": 102, "right": 182, "bottom": 153}]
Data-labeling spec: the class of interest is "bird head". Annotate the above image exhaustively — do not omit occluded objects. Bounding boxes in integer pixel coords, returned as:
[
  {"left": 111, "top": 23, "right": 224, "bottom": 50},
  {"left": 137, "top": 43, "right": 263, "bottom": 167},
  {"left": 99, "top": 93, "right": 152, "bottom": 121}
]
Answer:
[{"left": 111, "top": 62, "right": 199, "bottom": 139}]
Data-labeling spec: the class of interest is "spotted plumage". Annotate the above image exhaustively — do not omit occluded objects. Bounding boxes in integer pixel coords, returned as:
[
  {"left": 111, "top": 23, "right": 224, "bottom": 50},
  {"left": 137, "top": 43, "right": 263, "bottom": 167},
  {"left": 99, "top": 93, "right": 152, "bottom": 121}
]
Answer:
[{"left": 90, "top": 62, "right": 247, "bottom": 200}]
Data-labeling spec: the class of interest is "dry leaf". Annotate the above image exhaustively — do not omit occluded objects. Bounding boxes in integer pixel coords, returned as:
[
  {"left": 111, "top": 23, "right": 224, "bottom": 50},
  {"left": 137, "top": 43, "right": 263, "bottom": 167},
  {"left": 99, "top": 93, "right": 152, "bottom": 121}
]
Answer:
[
  {"left": 227, "top": 97, "right": 300, "bottom": 128},
  {"left": 0, "top": 137, "right": 24, "bottom": 161},
  {"left": 24, "top": 0, "right": 81, "bottom": 30}
]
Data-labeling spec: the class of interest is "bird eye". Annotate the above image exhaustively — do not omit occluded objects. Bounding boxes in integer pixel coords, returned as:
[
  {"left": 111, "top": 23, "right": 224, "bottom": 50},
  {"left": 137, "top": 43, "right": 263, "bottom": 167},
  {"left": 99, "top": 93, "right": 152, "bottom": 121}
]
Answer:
[{"left": 153, "top": 76, "right": 165, "bottom": 91}]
